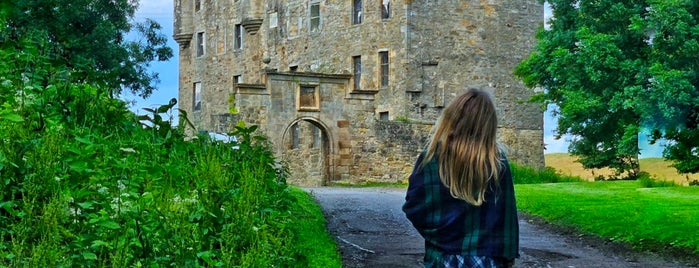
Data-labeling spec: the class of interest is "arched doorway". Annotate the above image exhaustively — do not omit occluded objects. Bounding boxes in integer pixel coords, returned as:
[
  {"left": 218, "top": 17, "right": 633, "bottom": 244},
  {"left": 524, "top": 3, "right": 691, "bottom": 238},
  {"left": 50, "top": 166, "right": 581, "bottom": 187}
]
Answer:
[{"left": 280, "top": 117, "right": 333, "bottom": 186}]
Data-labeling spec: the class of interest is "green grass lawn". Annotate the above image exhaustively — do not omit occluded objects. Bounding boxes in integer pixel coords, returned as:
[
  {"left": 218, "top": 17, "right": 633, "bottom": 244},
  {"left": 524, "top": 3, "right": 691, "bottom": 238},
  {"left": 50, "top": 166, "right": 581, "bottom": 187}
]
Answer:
[{"left": 516, "top": 180, "right": 699, "bottom": 254}]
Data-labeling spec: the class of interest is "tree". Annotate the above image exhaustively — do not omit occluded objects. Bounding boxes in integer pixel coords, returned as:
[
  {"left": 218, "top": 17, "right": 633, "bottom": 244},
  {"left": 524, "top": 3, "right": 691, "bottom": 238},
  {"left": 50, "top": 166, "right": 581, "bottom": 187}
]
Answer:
[
  {"left": 639, "top": 0, "right": 699, "bottom": 174},
  {"left": 516, "top": 0, "right": 647, "bottom": 178},
  {"left": 2, "top": 0, "right": 172, "bottom": 98},
  {"left": 516, "top": 0, "right": 699, "bottom": 176}
]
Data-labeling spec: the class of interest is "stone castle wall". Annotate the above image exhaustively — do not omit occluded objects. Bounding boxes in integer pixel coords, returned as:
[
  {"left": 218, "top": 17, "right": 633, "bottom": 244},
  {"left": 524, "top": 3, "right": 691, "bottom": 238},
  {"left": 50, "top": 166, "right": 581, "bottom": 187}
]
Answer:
[{"left": 175, "top": 0, "right": 545, "bottom": 185}]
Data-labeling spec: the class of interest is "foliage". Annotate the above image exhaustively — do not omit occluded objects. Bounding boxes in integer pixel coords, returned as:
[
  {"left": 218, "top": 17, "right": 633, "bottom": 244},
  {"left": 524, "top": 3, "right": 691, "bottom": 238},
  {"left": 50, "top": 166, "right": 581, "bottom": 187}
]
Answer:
[
  {"left": 516, "top": 181, "right": 699, "bottom": 256},
  {"left": 516, "top": 0, "right": 699, "bottom": 175},
  {"left": 0, "top": 25, "right": 339, "bottom": 267},
  {"left": 637, "top": 172, "right": 679, "bottom": 188},
  {"left": 286, "top": 188, "right": 343, "bottom": 268},
  {"left": 2, "top": 0, "right": 172, "bottom": 98},
  {"left": 394, "top": 116, "right": 410, "bottom": 123},
  {"left": 510, "top": 163, "right": 583, "bottom": 184}
]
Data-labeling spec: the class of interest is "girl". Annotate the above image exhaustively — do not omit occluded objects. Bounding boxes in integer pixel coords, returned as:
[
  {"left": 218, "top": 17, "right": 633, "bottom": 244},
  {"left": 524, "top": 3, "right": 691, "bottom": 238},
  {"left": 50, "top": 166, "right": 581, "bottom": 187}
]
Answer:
[{"left": 403, "top": 88, "right": 519, "bottom": 268}]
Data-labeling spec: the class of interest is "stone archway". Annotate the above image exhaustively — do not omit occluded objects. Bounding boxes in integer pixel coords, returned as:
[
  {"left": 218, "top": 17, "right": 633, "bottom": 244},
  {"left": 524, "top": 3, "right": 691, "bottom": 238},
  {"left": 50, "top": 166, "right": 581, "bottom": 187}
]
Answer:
[{"left": 280, "top": 117, "right": 333, "bottom": 186}]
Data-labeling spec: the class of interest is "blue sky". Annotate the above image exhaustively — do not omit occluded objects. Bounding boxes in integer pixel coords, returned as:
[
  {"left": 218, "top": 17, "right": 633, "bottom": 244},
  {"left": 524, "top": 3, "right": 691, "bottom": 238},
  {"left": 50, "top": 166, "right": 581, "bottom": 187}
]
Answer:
[
  {"left": 127, "top": 1, "right": 663, "bottom": 157},
  {"left": 121, "top": 0, "right": 180, "bottom": 121}
]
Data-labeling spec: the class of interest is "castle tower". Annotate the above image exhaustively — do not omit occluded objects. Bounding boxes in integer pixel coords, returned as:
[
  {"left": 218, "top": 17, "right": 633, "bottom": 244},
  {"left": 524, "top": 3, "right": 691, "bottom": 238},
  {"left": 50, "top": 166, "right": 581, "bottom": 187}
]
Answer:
[{"left": 174, "top": 0, "right": 545, "bottom": 186}]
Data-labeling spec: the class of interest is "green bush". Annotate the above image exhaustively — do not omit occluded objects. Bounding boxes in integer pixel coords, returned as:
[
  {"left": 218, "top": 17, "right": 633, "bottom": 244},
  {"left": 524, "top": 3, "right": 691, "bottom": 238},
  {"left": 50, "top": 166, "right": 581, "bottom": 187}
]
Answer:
[
  {"left": 637, "top": 172, "right": 678, "bottom": 188},
  {"left": 0, "top": 32, "right": 338, "bottom": 267},
  {"left": 510, "top": 163, "right": 583, "bottom": 184}
]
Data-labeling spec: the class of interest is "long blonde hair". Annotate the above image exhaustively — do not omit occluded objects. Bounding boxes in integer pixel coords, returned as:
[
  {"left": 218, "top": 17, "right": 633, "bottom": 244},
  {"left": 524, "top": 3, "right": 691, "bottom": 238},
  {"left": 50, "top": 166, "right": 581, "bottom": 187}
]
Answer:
[{"left": 423, "top": 88, "right": 503, "bottom": 206}]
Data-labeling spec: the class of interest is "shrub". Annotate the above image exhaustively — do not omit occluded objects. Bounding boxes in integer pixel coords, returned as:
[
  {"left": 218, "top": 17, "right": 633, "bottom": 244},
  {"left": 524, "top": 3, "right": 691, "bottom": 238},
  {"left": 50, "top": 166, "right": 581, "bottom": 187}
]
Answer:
[
  {"left": 637, "top": 172, "right": 678, "bottom": 188},
  {"left": 0, "top": 42, "right": 334, "bottom": 266},
  {"left": 510, "top": 163, "right": 583, "bottom": 184}
]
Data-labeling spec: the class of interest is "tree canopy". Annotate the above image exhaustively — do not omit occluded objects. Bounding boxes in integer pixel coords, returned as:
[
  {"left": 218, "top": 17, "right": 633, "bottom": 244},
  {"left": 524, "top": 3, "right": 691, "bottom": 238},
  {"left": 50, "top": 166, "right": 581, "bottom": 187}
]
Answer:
[
  {"left": 516, "top": 0, "right": 698, "bottom": 176},
  {"left": 2, "top": 0, "right": 172, "bottom": 98}
]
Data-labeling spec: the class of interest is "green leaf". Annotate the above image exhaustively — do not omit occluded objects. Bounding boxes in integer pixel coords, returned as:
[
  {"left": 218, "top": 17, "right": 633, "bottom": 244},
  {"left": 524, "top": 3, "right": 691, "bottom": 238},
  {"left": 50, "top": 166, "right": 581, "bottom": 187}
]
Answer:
[
  {"left": 82, "top": 252, "right": 97, "bottom": 260},
  {"left": 91, "top": 240, "right": 111, "bottom": 248},
  {"left": 0, "top": 112, "right": 23, "bottom": 122},
  {"left": 99, "top": 221, "right": 120, "bottom": 230},
  {"left": 188, "top": 211, "right": 202, "bottom": 222},
  {"left": 77, "top": 201, "right": 94, "bottom": 209},
  {"left": 196, "top": 250, "right": 212, "bottom": 258},
  {"left": 69, "top": 161, "right": 89, "bottom": 172},
  {"left": 74, "top": 136, "right": 92, "bottom": 145}
]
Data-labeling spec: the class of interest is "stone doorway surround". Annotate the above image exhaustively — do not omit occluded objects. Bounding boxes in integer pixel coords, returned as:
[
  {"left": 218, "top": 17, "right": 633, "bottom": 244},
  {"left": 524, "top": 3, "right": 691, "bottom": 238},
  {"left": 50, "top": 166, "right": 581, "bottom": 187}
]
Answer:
[{"left": 280, "top": 117, "right": 333, "bottom": 186}]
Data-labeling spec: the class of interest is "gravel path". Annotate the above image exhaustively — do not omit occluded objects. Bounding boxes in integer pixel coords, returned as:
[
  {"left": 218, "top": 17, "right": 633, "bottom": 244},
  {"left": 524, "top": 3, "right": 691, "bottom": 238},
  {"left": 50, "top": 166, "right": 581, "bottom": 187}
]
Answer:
[{"left": 305, "top": 187, "right": 695, "bottom": 268}]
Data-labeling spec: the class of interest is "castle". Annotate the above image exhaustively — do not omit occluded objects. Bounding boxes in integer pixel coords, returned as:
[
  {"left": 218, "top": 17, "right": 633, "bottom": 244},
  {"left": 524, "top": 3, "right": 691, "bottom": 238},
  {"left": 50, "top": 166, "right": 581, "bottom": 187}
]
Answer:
[{"left": 173, "top": 0, "right": 545, "bottom": 186}]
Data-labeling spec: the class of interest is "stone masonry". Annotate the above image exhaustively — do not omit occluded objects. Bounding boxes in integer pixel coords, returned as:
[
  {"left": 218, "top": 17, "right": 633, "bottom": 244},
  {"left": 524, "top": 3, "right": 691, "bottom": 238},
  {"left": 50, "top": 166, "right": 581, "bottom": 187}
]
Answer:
[{"left": 174, "top": 0, "right": 545, "bottom": 186}]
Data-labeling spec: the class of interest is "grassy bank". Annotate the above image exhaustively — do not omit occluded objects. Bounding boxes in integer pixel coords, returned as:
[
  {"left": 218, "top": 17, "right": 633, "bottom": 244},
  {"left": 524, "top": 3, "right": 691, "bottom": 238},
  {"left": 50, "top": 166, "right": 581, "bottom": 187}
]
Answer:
[
  {"left": 513, "top": 164, "right": 699, "bottom": 255},
  {"left": 287, "top": 187, "right": 342, "bottom": 268},
  {"left": 0, "top": 84, "right": 342, "bottom": 266},
  {"left": 0, "top": 24, "right": 342, "bottom": 267}
]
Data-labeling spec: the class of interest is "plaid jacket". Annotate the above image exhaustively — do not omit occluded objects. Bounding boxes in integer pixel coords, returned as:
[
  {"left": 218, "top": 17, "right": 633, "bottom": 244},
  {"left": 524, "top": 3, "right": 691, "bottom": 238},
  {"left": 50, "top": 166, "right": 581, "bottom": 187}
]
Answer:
[{"left": 402, "top": 151, "right": 519, "bottom": 261}]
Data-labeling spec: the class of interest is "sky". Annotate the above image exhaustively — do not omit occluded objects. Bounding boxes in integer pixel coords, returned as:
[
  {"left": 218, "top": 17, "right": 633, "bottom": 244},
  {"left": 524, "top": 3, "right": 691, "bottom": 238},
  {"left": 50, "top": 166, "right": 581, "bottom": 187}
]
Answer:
[
  {"left": 127, "top": 1, "right": 663, "bottom": 157},
  {"left": 121, "top": 0, "right": 180, "bottom": 121}
]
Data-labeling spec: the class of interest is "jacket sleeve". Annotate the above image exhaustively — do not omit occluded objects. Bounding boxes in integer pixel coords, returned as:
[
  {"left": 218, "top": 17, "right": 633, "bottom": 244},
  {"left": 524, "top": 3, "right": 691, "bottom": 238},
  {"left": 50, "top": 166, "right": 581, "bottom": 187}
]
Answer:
[{"left": 402, "top": 153, "right": 440, "bottom": 237}]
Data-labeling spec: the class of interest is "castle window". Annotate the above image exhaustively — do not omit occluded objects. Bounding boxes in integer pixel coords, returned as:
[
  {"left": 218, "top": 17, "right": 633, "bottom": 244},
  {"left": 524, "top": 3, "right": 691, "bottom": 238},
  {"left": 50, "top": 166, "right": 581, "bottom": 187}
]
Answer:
[
  {"left": 195, "top": 0, "right": 201, "bottom": 12},
  {"left": 381, "top": 0, "right": 390, "bottom": 19},
  {"left": 379, "top": 51, "right": 389, "bottom": 87},
  {"left": 233, "top": 75, "right": 241, "bottom": 84},
  {"left": 193, "top": 82, "right": 202, "bottom": 111},
  {"left": 353, "top": 56, "right": 362, "bottom": 90},
  {"left": 196, "top": 32, "right": 205, "bottom": 57},
  {"left": 234, "top": 24, "right": 243, "bottom": 50},
  {"left": 310, "top": 2, "right": 321, "bottom": 33},
  {"left": 290, "top": 66, "right": 298, "bottom": 72},
  {"left": 352, "top": 0, "right": 362, "bottom": 24},
  {"left": 298, "top": 84, "right": 320, "bottom": 111},
  {"left": 379, "top": 111, "right": 389, "bottom": 121}
]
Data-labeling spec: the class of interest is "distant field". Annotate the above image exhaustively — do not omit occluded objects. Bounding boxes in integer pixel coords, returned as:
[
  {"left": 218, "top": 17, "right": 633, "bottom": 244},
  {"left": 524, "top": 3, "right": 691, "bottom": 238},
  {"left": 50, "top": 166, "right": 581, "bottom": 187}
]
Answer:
[{"left": 545, "top": 153, "right": 698, "bottom": 186}]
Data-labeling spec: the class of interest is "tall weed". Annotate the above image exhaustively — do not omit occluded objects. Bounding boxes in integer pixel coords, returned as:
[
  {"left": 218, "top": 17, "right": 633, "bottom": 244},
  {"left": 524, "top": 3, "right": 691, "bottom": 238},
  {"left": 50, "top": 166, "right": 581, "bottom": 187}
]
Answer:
[{"left": 0, "top": 39, "right": 326, "bottom": 266}]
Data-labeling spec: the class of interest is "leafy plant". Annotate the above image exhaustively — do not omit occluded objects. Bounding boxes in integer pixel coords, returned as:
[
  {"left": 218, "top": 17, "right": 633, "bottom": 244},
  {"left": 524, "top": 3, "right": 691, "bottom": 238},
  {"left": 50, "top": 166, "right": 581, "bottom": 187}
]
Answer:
[{"left": 0, "top": 28, "right": 339, "bottom": 267}]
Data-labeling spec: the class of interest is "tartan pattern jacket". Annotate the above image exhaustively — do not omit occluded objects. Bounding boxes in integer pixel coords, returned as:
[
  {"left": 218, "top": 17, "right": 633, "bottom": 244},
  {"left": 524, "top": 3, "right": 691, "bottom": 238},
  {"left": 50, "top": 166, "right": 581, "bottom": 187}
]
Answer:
[{"left": 402, "top": 151, "right": 519, "bottom": 260}]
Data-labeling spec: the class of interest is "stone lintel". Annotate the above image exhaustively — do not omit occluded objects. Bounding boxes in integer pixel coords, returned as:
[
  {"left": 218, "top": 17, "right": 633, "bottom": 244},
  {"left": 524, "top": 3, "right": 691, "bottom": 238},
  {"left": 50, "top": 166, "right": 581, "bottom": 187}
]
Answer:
[
  {"left": 349, "top": 90, "right": 379, "bottom": 95},
  {"left": 347, "top": 90, "right": 378, "bottom": 101},
  {"left": 235, "top": 83, "right": 267, "bottom": 95},
  {"left": 266, "top": 70, "right": 353, "bottom": 80}
]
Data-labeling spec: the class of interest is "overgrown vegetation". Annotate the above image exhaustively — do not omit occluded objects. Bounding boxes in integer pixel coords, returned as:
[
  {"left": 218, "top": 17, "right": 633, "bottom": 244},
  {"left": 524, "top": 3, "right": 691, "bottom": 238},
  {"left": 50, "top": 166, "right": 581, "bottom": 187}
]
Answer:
[
  {"left": 0, "top": 8, "right": 340, "bottom": 267},
  {"left": 0, "top": 89, "right": 338, "bottom": 266},
  {"left": 510, "top": 163, "right": 583, "bottom": 184}
]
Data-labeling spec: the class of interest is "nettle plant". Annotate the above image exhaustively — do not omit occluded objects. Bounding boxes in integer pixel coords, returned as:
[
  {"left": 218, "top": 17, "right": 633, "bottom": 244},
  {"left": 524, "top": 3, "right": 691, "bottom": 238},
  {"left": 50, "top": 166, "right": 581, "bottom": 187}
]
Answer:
[{"left": 0, "top": 61, "right": 294, "bottom": 267}]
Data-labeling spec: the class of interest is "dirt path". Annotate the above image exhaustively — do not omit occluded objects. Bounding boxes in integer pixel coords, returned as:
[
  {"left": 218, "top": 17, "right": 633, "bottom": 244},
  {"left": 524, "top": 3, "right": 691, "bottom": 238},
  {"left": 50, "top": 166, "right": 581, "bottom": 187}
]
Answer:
[{"left": 306, "top": 187, "right": 695, "bottom": 268}]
